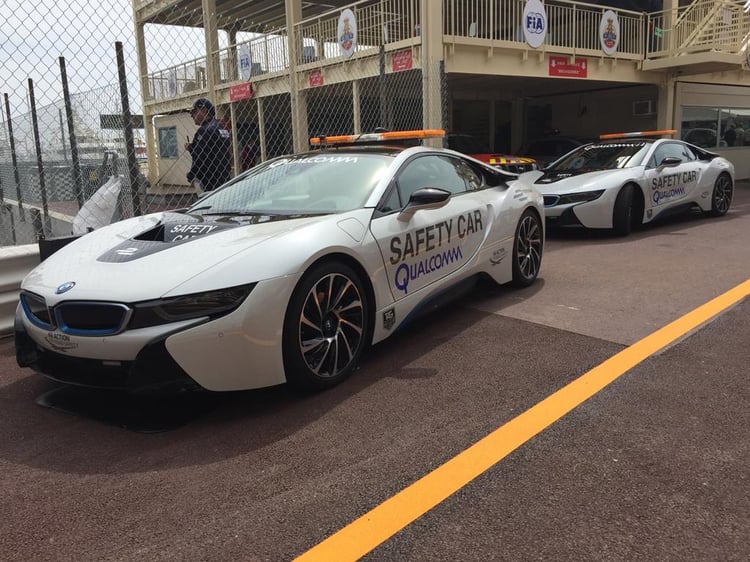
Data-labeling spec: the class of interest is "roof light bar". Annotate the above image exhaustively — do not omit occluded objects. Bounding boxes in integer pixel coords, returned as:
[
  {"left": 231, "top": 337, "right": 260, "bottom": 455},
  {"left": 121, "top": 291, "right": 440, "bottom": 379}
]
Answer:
[
  {"left": 310, "top": 129, "right": 445, "bottom": 145},
  {"left": 599, "top": 129, "right": 678, "bottom": 140}
]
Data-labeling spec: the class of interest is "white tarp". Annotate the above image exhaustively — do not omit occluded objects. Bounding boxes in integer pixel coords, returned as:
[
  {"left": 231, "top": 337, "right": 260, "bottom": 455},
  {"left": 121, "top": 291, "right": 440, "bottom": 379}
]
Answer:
[{"left": 72, "top": 175, "right": 122, "bottom": 235}]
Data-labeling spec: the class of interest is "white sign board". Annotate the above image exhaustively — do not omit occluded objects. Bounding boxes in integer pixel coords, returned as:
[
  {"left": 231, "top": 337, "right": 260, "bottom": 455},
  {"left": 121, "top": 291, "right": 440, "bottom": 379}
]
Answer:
[
  {"left": 338, "top": 8, "right": 357, "bottom": 58},
  {"left": 238, "top": 44, "right": 252, "bottom": 80},
  {"left": 599, "top": 10, "right": 621, "bottom": 56},
  {"left": 523, "top": 0, "right": 548, "bottom": 49}
]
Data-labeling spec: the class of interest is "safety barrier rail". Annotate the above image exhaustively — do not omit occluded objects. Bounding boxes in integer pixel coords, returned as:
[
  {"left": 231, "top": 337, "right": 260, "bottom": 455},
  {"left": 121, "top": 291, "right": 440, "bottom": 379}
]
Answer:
[{"left": 0, "top": 245, "right": 39, "bottom": 335}]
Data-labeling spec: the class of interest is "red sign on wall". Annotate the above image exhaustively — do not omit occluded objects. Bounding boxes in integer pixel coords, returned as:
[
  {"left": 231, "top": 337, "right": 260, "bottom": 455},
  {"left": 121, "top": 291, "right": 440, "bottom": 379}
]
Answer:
[
  {"left": 229, "top": 82, "right": 253, "bottom": 101},
  {"left": 392, "top": 49, "right": 413, "bottom": 72},
  {"left": 549, "top": 56, "right": 588, "bottom": 78},
  {"left": 309, "top": 69, "right": 324, "bottom": 88}
]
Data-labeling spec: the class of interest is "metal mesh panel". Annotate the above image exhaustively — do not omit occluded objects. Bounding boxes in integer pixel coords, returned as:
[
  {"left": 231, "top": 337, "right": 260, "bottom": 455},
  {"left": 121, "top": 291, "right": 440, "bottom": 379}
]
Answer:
[{"left": 0, "top": 0, "right": 433, "bottom": 248}]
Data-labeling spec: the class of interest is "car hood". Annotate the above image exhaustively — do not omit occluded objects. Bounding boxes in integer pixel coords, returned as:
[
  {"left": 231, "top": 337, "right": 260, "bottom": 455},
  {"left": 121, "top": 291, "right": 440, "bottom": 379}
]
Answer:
[
  {"left": 23, "top": 210, "right": 371, "bottom": 304},
  {"left": 520, "top": 168, "right": 639, "bottom": 194}
]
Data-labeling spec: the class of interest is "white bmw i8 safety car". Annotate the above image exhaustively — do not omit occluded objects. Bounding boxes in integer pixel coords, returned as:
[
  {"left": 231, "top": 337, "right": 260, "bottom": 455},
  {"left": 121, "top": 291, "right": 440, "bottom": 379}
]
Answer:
[
  {"left": 517, "top": 130, "right": 734, "bottom": 236},
  {"left": 16, "top": 130, "right": 544, "bottom": 393}
]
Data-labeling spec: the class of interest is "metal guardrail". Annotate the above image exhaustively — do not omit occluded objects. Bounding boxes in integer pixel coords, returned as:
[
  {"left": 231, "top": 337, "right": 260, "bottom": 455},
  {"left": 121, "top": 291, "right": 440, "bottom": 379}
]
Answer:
[{"left": 0, "top": 244, "right": 39, "bottom": 335}]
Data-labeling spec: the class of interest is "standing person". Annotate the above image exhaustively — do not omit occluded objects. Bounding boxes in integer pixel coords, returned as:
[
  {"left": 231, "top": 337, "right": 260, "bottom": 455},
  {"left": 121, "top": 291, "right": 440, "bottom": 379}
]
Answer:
[{"left": 185, "top": 98, "right": 231, "bottom": 194}]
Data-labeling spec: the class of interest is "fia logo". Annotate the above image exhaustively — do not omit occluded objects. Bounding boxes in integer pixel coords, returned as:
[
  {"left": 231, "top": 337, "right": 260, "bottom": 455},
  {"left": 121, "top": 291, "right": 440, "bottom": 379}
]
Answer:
[{"left": 522, "top": 0, "right": 548, "bottom": 49}]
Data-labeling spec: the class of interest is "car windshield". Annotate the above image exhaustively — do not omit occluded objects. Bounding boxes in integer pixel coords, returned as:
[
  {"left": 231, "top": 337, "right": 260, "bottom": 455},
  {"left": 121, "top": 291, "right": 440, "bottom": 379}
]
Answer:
[
  {"left": 188, "top": 152, "right": 392, "bottom": 215},
  {"left": 545, "top": 141, "right": 651, "bottom": 174}
]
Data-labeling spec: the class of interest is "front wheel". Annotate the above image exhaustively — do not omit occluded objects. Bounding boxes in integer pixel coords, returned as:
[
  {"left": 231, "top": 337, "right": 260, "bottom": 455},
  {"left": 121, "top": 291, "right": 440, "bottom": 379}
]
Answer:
[
  {"left": 511, "top": 209, "right": 543, "bottom": 288},
  {"left": 706, "top": 173, "right": 733, "bottom": 217},
  {"left": 612, "top": 184, "right": 635, "bottom": 237},
  {"left": 282, "top": 262, "right": 369, "bottom": 391}
]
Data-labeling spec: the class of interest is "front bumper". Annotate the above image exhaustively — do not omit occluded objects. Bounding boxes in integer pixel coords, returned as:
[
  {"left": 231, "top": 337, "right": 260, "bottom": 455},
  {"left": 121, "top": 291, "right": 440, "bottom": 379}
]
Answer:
[{"left": 15, "top": 304, "right": 203, "bottom": 394}]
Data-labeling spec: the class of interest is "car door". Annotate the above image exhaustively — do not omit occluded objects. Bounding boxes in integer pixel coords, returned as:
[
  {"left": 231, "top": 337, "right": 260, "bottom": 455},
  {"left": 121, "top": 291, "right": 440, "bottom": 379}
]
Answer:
[
  {"left": 643, "top": 141, "right": 702, "bottom": 214},
  {"left": 369, "top": 154, "right": 488, "bottom": 300}
]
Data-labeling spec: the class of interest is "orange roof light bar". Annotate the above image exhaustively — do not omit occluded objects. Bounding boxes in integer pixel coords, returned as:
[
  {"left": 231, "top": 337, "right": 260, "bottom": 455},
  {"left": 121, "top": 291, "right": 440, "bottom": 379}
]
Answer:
[
  {"left": 310, "top": 129, "right": 446, "bottom": 145},
  {"left": 599, "top": 129, "right": 678, "bottom": 140}
]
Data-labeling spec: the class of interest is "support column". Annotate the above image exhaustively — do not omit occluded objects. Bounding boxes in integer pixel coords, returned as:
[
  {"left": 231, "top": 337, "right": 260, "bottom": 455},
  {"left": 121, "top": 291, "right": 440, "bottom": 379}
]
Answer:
[
  {"left": 421, "top": 0, "right": 444, "bottom": 147},
  {"left": 202, "top": 0, "right": 220, "bottom": 97},
  {"left": 664, "top": 0, "right": 678, "bottom": 54},
  {"left": 657, "top": 73, "right": 677, "bottom": 131},
  {"left": 131, "top": 8, "right": 157, "bottom": 186},
  {"left": 286, "top": 0, "right": 308, "bottom": 152}
]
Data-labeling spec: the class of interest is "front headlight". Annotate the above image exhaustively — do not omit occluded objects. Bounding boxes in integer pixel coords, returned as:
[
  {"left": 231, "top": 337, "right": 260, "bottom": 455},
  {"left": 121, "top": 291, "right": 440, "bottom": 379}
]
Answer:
[
  {"left": 128, "top": 284, "right": 256, "bottom": 329},
  {"left": 558, "top": 190, "right": 604, "bottom": 205}
]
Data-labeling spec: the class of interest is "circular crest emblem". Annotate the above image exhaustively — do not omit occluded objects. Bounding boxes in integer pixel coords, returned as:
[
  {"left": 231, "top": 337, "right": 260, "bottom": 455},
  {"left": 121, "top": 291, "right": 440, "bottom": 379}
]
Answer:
[
  {"left": 337, "top": 8, "right": 357, "bottom": 58},
  {"left": 599, "top": 10, "right": 620, "bottom": 56},
  {"left": 55, "top": 281, "right": 76, "bottom": 294}
]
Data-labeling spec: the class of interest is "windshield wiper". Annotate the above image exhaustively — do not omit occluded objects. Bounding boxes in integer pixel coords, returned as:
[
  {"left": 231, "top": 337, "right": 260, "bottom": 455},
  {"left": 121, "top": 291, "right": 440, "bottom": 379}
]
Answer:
[{"left": 185, "top": 205, "right": 213, "bottom": 213}]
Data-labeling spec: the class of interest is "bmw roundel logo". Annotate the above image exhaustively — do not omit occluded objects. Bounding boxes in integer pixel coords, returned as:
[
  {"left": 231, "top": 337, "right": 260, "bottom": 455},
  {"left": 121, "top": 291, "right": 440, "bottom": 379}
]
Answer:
[{"left": 55, "top": 281, "right": 76, "bottom": 294}]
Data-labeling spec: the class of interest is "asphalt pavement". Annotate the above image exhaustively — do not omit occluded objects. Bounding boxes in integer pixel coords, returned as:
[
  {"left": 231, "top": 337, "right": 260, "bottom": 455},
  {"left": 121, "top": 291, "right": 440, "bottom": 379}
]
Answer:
[{"left": 0, "top": 183, "right": 748, "bottom": 561}]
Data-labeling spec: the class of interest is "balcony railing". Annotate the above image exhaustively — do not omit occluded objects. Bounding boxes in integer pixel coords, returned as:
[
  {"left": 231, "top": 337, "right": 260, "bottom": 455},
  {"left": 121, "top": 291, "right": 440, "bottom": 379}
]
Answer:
[
  {"left": 143, "top": 0, "right": 750, "bottom": 105},
  {"left": 443, "top": 0, "right": 644, "bottom": 58}
]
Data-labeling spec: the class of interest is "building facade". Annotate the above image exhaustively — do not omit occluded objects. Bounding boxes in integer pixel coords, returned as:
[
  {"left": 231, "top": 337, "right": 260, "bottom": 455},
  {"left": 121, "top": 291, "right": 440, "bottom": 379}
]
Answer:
[{"left": 132, "top": 0, "right": 750, "bottom": 191}]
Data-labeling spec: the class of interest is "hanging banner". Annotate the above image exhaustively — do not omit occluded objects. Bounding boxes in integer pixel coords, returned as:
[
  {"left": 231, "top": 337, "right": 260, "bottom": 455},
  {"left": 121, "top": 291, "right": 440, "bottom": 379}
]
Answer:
[
  {"left": 392, "top": 49, "right": 413, "bottom": 72},
  {"left": 309, "top": 69, "right": 324, "bottom": 87},
  {"left": 549, "top": 55, "right": 588, "bottom": 78},
  {"left": 599, "top": 10, "right": 620, "bottom": 56},
  {"left": 338, "top": 8, "right": 357, "bottom": 58},
  {"left": 229, "top": 82, "right": 253, "bottom": 102}
]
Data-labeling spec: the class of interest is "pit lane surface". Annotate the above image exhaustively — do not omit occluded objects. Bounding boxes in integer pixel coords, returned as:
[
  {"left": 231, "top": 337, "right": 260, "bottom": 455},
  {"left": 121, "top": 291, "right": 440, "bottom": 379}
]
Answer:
[{"left": 1, "top": 184, "right": 749, "bottom": 561}]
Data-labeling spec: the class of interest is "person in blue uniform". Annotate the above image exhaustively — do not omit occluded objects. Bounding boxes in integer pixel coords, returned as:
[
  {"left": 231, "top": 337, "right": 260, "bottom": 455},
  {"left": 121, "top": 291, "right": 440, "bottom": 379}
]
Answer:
[{"left": 185, "top": 98, "right": 231, "bottom": 194}]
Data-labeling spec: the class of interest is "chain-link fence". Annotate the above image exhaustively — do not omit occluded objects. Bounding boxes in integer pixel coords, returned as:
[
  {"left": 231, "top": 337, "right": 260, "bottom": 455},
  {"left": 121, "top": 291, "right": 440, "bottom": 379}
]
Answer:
[{"left": 1, "top": 0, "right": 438, "bottom": 248}]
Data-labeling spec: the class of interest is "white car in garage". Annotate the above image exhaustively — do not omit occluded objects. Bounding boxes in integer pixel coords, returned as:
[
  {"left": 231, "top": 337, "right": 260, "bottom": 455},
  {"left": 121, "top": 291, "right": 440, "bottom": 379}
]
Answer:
[
  {"left": 15, "top": 130, "right": 544, "bottom": 394},
  {"left": 517, "top": 131, "right": 735, "bottom": 236}
]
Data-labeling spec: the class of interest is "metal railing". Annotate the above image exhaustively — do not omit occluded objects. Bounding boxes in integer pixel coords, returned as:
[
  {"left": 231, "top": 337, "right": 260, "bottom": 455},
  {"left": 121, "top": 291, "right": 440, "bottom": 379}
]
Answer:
[
  {"left": 147, "top": 57, "right": 208, "bottom": 102},
  {"left": 443, "top": 0, "right": 644, "bottom": 58},
  {"left": 645, "top": 0, "right": 750, "bottom": 59}
]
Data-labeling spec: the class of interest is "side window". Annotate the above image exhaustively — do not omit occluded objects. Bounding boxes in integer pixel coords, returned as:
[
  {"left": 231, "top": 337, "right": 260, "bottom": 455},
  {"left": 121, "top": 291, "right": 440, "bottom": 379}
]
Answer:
[
  {"left": 650, "top": 143, "right": 687, "bottom": 167},
  {"left": 681, "top": 144, "right": 697, "bottom": 161},
  {"left": 454, "top": 159, "right": 483, "bottom": 191},
  {"left": 396, "top": 155, "right": 468, "bottom": 202}
]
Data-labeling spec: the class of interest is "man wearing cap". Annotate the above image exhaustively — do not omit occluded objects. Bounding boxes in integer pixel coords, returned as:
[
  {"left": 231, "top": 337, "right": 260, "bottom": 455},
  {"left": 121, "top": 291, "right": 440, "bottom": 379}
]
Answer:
[{"left": 185, "top": 98, "right": 231, "bottom": 194}]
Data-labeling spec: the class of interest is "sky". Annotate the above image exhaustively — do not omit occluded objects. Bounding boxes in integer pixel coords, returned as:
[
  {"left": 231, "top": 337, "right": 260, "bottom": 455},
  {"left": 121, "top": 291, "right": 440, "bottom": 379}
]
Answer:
[{"left": 0, "top": 0, "right": 220, "bottom": 118}]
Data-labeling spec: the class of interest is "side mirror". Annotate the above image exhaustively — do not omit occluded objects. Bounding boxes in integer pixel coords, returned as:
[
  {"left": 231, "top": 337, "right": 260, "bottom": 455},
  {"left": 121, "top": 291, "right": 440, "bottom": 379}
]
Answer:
[
  {"left": 659, "top": 156, "right": 682, "bottom": 168},
  {"left": 398, "top": 187, "right": 451, "bottom": 221}
]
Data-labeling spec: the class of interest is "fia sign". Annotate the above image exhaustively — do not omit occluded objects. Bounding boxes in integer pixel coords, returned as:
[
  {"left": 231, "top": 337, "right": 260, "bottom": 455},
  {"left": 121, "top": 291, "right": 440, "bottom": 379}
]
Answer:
[{"left": 523, "top": 0, "right": 548, "bottom": 49}]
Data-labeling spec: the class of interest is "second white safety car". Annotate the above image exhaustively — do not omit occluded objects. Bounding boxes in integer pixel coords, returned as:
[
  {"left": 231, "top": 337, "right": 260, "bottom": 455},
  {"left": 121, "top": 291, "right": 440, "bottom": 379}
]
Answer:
[{"left": 517, "top": 131, "right": 735, "bottom": 236}]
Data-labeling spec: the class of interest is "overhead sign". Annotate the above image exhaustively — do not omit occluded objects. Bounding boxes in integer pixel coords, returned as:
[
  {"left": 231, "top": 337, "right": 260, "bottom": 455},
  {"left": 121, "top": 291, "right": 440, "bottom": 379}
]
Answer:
[
  {"left": 338, "top": 8, "right": 357, "bottom": 58},
  {"left": 392, "top": 49, "right": 413, "bottom": 72},
  {"left": 599, "top": 10, "right": 620, "bottom": 56},
  {"left": 99, "top": 114, "right": 145, "bottom": 129},
  {"left": 523, "top": 0, "right": 547, "bottom": 49},
  {"left": 229, "top": 82, "right": 253, "bottom": 102},
  {"left": 549, "top": 56, "right": 588, "bottom": 78}
]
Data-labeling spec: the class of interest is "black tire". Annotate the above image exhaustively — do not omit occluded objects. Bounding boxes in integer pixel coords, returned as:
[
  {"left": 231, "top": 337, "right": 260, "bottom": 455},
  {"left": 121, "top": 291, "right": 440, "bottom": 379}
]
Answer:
[
  {"left": 706, "top": 173, "right": 733, "bottom": 217},
  {"left": 511, "top": 209, "right": 543, "bottom": 288},
  {"left": 282, "top": 261, "right": 369, "bottom": 391},
  {"left": 612, "top": 184, "right": 634, "bottom": 237}
]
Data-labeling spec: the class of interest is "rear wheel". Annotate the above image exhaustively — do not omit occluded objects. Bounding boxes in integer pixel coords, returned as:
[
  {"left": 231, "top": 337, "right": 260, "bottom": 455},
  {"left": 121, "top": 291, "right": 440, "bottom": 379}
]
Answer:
[
  {"left": 612, "top": 184, "right": 635, "bottom": 237},
  {"left": 282, "top": 262, "right": 369, "bottom": 391},
  {"left": 511, "top": 209, "right": 543, "bottom": 288},
  {"left": 706, "top": 173, "right": 733, "bottom": 217}
]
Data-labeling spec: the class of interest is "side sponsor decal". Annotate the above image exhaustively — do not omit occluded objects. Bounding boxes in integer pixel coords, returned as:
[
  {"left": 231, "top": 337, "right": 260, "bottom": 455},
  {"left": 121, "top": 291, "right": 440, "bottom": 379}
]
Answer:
[
  {"left": 651, "top": 170, "right": 697, "bottom": 205},
  {"left": 388, "top": 210, "right": 484, "bottom": 295},
  {"left": 45, "top": 332, "right": 78, "bottom": 352}
]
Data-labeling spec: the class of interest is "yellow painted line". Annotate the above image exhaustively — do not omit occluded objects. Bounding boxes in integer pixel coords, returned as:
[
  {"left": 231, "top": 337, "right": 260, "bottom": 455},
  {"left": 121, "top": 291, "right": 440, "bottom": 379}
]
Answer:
[{"left": 296, "top": 279, "right": 750, "bottom": 562}]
